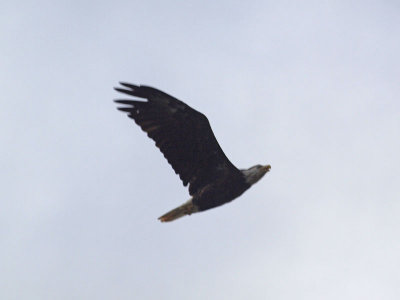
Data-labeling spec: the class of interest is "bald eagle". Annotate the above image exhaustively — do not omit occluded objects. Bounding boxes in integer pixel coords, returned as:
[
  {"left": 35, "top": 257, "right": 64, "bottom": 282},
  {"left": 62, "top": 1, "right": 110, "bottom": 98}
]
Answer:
[{"left": 114, "top": 83, "right": 271, "bottom": 222}]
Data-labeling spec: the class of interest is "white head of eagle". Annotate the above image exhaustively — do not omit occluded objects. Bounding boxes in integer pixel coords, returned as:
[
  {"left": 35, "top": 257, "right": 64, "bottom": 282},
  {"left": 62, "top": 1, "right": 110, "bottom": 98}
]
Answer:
[
  {"left": 115, "top": 82, "right": 271, "bottom": 222},
  {"left": 241, "top": 165, "right": 271, "bottom": 185}
]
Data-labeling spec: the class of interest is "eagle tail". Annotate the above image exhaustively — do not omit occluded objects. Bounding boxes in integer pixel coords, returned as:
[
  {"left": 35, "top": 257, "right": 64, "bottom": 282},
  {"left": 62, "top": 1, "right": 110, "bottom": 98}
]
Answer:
[{"left": 158, "top": 199, "right": 197, "bottom": 222}]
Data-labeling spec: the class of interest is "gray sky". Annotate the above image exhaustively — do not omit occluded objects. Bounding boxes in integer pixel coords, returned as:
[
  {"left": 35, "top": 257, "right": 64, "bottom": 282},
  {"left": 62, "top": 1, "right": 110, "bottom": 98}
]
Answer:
[{"left": 1, "top": 0, "right": 400, "bottom": 299}]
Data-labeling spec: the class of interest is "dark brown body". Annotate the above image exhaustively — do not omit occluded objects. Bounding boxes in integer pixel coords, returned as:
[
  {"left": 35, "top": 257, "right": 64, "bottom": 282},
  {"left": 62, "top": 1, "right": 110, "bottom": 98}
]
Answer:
[{"left": 193, "top": 173, "right": 251, "bottom": 211}]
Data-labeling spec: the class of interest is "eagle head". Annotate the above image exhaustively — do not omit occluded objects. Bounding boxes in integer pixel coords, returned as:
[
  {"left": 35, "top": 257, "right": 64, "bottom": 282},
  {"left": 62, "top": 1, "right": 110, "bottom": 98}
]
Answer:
[{"left": 241, "top": 164, "right": 271, "bottom": 185}]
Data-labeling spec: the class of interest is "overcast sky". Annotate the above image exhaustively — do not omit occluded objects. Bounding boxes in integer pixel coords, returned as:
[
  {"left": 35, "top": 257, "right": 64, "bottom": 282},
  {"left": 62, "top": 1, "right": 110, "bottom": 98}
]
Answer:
[{"left": 1, "top": 0, "right": 399, "bottom": 299}]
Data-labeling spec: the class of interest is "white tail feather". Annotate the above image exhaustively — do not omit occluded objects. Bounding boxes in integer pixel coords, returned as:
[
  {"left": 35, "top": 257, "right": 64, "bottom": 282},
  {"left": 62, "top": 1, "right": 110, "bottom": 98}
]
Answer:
[{"left": 158, "top": 199, "right": 197, "bottom": 222}]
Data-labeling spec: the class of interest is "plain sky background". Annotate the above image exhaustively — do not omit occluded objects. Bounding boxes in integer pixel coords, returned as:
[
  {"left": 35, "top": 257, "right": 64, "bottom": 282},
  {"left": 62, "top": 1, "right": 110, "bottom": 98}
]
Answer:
[{"left": 1, "top": 0, "right": 399, "bottom": 299}]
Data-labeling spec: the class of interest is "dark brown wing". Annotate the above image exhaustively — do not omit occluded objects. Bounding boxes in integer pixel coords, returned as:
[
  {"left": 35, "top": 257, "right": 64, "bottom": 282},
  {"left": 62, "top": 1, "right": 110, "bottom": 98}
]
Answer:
[{"left": 114, "top": 82, "right": 242, "bottom": 195}]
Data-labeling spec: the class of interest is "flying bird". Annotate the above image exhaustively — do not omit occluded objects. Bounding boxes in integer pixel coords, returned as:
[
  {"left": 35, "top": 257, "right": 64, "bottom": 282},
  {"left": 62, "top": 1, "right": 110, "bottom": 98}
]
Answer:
[{"left": 114, "top": 83, "right": 271, "bottom": 222}]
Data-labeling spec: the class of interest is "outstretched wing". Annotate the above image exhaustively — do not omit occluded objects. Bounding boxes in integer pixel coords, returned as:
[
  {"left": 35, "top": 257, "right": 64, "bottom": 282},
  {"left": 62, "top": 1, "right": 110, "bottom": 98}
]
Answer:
[{"left": 114, "top": 82, "right": 241, "bottom": 195}]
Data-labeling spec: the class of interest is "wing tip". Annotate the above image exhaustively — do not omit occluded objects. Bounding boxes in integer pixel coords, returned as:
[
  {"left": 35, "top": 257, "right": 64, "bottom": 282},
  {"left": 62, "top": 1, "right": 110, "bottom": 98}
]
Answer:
[
  {"left": 116, "top": 107, "right": 132, "bottom": 113},
  {"left": 114, "top": 99, "right": 134, "bottom": 104},
  {"left": 114, "top": 87, "right": 130, "bottom": 93},
  {"left": 119, "top": 82, "right": 138, "bottom": 89}
]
